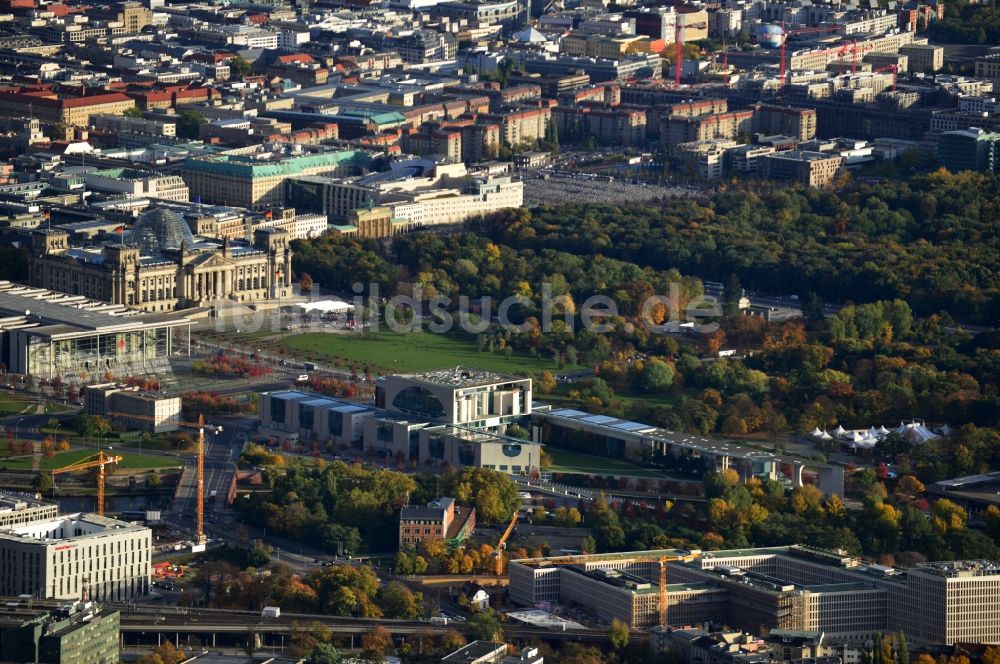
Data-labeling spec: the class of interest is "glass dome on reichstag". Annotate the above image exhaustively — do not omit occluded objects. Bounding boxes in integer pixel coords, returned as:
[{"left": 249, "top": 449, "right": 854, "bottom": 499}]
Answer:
[{"left": 129, "top": 208, "right": 195, "bottom": 257}]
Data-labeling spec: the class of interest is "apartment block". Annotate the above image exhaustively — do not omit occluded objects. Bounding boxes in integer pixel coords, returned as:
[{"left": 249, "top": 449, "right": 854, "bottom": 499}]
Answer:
[
  {"left": 553, "top": 106, "right": 647, "bottom": 147},
  {"left": 759, "top": 150, "right": 843, "bottom": 187},
  {"left": 481, "top": 106, "right": 551, "bottom": 146},
  {"left": 664, "top": 110, "right": 754, "bottom": 149},
  {"left": 901, "top": 45, "right": 943, "bottom": 73},
  {"left": 751, "top": 104, "right": 817, "bottom": 142}
]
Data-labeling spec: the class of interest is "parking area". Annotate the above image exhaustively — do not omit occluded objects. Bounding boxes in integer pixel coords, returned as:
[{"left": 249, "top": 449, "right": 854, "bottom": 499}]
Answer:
[{"left": 522, "top": 175, "right": 695, "bottom": 206}]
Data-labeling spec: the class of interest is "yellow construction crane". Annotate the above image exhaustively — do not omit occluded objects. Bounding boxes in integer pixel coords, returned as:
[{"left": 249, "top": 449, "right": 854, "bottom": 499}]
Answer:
[
  {"left": 515, "top": 551, "right": 687, "bottom": 628},
  {"left": 107, "top": 412, "right": 218, "bottom": 544},
  {"left": 50, "top": 451, "right": 123, "bottom": 516},
  {"left": 493, "top": 510, "right": 520, "bottom": 577}
]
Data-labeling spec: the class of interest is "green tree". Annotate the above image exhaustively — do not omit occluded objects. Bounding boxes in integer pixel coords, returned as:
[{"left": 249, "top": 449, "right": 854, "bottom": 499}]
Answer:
[
  {"left": 640, "top": 358, "right": 676, "bottom": 393},
  {"left": 306, "top": 643, "right": 342, "bottom": 664},
  {"left": 378, "top": 582, "right": 423, "bottom": 620},
  {"left": 229, "top": 55, "right": 252, "bottom": 78},
  {"left": 177, "top": 110, "right": 206, "bottom": 139},
  {"left": 609, "top": 618, "right": 630, "bottom": 649},
  {"left": 468, "top": 608, "right": 503, "bottom": 641},
  {"left": 32, "top": 473, "right": 52, "bottom": 493},
  {"left": 506, "top": 424, "right": 530, "bottom": 440},
  {"left": 896, "top": 631, "right": 909, "bottom": 664},
  {"left": 122, "top": 106, "right": 143, "bottom": 118}
]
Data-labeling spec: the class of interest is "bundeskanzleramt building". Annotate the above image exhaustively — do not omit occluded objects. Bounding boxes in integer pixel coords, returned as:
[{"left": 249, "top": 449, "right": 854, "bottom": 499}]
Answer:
[
  {"left": 0, "top": 512, "right": 151, "bottom": 602},
  {"left": 28, "top": 208, "right": 293, "bottom": 313},
  {"left": 259, "top": 368, "right": 540, "bottom": 474},
  {"left": 0, "top": 603, "right": 120, "bottom": 664}
]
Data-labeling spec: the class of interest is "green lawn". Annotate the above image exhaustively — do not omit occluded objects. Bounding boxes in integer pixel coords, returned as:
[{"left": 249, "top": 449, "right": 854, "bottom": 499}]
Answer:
[
  {"left": 278, "top": 329, "right": 583, "bottom": 374},
  {"left": 0, "top": 395, "right": 39, "bottom": 417},
  {"left": 544, "top": 447, "right": 674, "bottom": 479},
  {"left": 0, "top": 449, "right": 181, "bottom": 471}
]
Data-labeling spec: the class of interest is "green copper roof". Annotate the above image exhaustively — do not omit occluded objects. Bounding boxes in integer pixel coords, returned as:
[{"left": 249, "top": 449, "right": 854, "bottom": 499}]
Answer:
[{"left": 182, "top": 149, "right": 371, "bottom": 178}]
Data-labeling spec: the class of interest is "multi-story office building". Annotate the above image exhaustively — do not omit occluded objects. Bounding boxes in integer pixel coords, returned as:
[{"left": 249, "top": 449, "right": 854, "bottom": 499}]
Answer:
[
  {"left": 509, "top": 549, "right": 725, "bottom": 628},
  {"left": 0, "top": 87, "right": 135, "bottom": 127},
  {"left": 675, "top": 140, "right": 737, "bottom": 179},
  {"left": 0, "top": 282, "right": 192, "bottom": 381},
  {"left": 28, "top": 208, "right": 293, "bottom": 313},
  {"left": 83, "top": 383, "right": 182, "bottom": 433},
  {"left": 938, "top": 128, "right": 1000, "bottom": 173},
  {"left": 896, "top": 561, "right": 1000, "bottom": 645},
  {"left": 561, "top": 33, "right": 654, "bottom": 60},
  {"left": 535, "top": 406, "right": 844, "bottom": 496},
  {"left": 91, "top": 113, "right": 176, "bottom": 138},
  {"left": 899, "top": 45, "right": 942, "bottom": 72},
  {"left": 84, "top": 168, "right": 189, "bottom": 203},
  {"left": 287, "top": 162, "right": 522, "bottom": 226},
  {"left": 0, "top": 512, "right": 151, "bottom": 602},
  {"left": 398, "top": 497, "right": 475, "bottom": 547},
  {"left": 511, "top": 547, "right": 1000, "bottom": 644},
  {"left": 181, "top": 146, "right": 372, "bottom": 209},
  {"left": 0, "top": 494, "right": 60, "bottom": 529},
  {"left": 759, "top": 150, "right": 843, "bottom": 187},
  {"left": 0, "top": 603, "right": 120, "bottom": 664}
]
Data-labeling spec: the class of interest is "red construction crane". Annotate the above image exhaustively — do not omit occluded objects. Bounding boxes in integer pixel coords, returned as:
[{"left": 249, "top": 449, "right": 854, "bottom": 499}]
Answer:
[
  {"left": 837, "top": 39, "right": 858, "bottom": 75},
  {"left": 779, "top": 24, "right": 839, "bottom": 87},
  {"left": 873, "top": 63, "right": 899, "bottom": 91}
]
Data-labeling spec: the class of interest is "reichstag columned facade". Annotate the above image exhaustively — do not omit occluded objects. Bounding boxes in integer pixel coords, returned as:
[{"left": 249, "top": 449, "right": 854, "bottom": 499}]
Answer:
[{"left": 28, "top": 208, "right": 293, "bottom": 313}]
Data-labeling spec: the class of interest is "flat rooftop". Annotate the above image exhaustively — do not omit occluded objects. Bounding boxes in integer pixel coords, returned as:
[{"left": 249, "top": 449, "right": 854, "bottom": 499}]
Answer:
[
  {"left": 0, "top": 513, "right": 147, "bottom": 544},
  {"left": 400, "top": 367, "right": 526, "bottom": 388}
]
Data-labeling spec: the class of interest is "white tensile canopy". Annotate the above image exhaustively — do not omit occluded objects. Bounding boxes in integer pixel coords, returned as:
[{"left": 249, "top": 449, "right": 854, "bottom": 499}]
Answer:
[
  {"left": 811, "top": 427, "right": 824, "bottom": 437},
  {"left": 896, "top": 420, "right": 938, "bottom": 444},
  {"left": 296, "top": 300, "right": 354, "bottom": 313}
]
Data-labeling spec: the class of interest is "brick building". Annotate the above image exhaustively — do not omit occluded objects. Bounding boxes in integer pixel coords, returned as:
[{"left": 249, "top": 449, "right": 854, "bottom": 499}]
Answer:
[{"left": 399, "top": 497, "right": 476, "bottom": 547}]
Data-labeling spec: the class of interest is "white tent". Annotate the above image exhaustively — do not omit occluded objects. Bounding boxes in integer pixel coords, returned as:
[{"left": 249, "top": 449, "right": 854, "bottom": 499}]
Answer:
[
  {"left": 834, "top": 425, "right": 848, "bottom": 438},
  {"left": 877, "top": 425, "right": 891, "bottom": 436},
  {"left": 896, "top": 420, "right": 938, "bottom": 444},
  {"left": 811, "top": 427, "right": 825, "bottom": 437},
  {"left": 296, "top": 300, "right": 354, "bottom": 314},
  {"left": 818, "top": 430, "right": 833, "bottom": 440}
]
